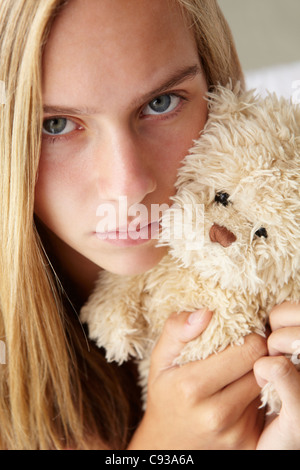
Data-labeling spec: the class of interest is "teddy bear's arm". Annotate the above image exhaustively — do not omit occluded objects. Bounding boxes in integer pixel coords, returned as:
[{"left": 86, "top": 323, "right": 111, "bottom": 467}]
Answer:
[{"left": 80, "top": 271, "right": 149, "bottom": 364}]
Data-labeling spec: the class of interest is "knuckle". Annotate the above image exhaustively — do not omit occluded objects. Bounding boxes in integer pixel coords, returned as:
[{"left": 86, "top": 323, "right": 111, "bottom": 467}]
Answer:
[
  {"left": 174, "top": 373, "right": 199, "bottom": 405},
  {"left": 243, "top": 334, "right": 267, "bottom": 363},
  {"left": 202, "top": 403, "right": 229, "bottom": 434}
]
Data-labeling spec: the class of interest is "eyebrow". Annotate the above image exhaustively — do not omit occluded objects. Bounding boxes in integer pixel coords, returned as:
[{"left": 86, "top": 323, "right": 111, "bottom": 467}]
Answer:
[{"left": 43, "top": 64, "right": 201, "bottom": 116}]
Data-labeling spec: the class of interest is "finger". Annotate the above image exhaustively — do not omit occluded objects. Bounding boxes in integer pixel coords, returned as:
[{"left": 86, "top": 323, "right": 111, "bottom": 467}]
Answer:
[
  {"left": 254, "top": 356, "right": 300, "bottom": 415},
  {"left": 151, "top": 309, "right": 213, "bottom": 371},
  {"left": 179, "top": 333, "right": 267, "bottom": 398},
  {"left": 268, "top": 326, "right": 300, "bottom": 356},
  {"left": 269, "top": 302, "right": 300, "bottom": 331},
  {"left": 209, "top": 371, "right": 262, "bottom": 428}
]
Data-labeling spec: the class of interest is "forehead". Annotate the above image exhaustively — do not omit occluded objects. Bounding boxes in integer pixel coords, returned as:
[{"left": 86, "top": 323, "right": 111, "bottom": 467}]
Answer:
[{"left": 42, "top": 0, "right": 199, "bottom": 107}]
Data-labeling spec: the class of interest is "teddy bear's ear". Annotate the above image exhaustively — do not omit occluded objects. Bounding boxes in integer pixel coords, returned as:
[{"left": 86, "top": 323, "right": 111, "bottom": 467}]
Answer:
[{"left": 204, "top": 82, "right": 260, "bottom": 129}]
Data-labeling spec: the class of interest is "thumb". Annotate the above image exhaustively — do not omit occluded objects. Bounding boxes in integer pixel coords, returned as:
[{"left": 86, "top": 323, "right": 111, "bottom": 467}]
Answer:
[{"left": 151, "top": 309, "right": 213, "bottom": 372}]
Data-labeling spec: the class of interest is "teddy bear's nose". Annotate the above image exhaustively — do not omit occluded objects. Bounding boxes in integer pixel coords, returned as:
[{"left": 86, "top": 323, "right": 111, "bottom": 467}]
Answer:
[{"left": 209, "top": 224, "right": 237, "bottom": 247}]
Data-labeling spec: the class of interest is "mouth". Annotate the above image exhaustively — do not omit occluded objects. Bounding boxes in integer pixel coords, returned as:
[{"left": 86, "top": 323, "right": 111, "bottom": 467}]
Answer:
[{"left": 95, "top": 221, "right": 161, "bottom": 244}]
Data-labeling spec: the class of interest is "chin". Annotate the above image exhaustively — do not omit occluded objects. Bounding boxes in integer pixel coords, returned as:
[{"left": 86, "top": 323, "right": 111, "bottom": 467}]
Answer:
[{"left": 101, "top": 244, "right": 167, "bottom": 276}]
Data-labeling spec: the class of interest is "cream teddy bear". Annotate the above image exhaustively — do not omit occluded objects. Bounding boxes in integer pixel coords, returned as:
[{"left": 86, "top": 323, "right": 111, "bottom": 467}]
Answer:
[{"left": 80, "top": 85, "right": 300, "bottom": 413}]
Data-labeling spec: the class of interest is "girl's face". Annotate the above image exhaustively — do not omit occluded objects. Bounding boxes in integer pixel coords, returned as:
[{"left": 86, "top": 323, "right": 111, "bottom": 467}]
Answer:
[{"left": 35, "top": 0, "right": 208, "bottom": 280}]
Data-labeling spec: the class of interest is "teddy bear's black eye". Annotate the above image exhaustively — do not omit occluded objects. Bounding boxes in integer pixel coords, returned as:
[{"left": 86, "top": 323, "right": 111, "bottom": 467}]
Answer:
[
  {"left": 215, "top": 192, "right": 230, "bottom": 207},
  {"left": 255, "top": 227, "right": 268, "bottom": 239}
]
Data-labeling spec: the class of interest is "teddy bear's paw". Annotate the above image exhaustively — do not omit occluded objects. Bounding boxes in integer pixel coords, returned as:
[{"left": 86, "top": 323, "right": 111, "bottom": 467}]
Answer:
[
  {"left": 260, "top": 382, "right": 282, "bottom": 415},
  {"left": 100, "top": 329, "right": 149, "bottom": 364}
]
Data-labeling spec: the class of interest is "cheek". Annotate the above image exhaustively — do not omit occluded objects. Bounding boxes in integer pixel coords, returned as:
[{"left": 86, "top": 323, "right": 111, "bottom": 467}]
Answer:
[
  {"left": 157, "top": 110, "right": 208, "bottom": 178},
  {"left": 170, "top": 99, "right": 207, "bottom": 166},
  {"left": 34, "top": 154, "right": 82, "bottom": 230}
]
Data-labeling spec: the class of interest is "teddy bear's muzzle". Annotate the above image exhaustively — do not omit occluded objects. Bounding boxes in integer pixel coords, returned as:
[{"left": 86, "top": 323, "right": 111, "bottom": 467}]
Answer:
[{"left": 209, "top": 224, "right": 237, "bottom": 247}]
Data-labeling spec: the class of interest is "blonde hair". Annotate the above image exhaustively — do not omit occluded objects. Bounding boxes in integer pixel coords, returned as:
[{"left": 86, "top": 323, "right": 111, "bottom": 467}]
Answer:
[
  {"left": 177, "top": 0, "right": 245, "bottom": 90},
  {"left": 0, "top": 0, "right": 244, "bottom": 449}
]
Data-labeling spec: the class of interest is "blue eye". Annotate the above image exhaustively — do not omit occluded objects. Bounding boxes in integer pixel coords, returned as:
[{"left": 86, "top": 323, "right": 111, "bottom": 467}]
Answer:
[
  {"left": 142, "top": 94, "right": 180, "bottom": 116},
  {"left": 42, "top": 117, "right": 77, "bottom": 136}
]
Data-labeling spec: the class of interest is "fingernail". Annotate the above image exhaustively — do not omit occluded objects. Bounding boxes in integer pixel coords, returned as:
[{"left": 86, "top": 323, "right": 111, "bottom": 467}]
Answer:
[{"left": 187, "top": 309, "right": 210, "bottom": 325}]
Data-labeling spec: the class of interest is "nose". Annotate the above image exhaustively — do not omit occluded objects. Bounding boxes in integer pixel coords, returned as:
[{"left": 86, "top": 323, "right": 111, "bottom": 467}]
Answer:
[
  {"left": 97, "top": 124, "right": 157, "bottom": 206},
  {"left": 209, "top": 224, "right": 237, "bottom": 247}
]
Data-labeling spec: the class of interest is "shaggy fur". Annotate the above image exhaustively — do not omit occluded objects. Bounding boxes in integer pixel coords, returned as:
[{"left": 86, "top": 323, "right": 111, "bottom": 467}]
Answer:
[{"left": 80, "top": 85, "right": 300, "bottom": 414}]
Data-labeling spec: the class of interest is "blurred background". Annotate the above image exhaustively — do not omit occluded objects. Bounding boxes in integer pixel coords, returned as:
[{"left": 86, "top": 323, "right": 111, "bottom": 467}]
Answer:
[{"left": 218, "top": 0, "right": 300, "bottom": 99}]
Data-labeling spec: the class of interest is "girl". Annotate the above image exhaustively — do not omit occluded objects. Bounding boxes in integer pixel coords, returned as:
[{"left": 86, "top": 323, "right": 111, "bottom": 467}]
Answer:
[{"left": 0, "top": 0, "right": 299, "bottom": 450}]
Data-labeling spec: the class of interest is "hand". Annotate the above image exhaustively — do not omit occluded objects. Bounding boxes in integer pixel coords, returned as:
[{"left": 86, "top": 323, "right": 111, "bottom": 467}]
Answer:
[
  {"left": 128, "top": 309, "right": 267, "bottom": 450},
  {"left": 254, "top": 302, "right": 300, "bottom": 450}
]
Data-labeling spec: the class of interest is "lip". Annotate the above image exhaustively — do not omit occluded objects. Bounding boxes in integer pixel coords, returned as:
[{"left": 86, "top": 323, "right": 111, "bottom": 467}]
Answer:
[{"left": 95, "top": 221, "right": 160, "bottom": 246}]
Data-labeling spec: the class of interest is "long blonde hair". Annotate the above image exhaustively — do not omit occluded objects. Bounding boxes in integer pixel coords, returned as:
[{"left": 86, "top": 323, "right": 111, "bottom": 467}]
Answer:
[{"left": 0, "top": 0, "right": 244, "bottom": 449}]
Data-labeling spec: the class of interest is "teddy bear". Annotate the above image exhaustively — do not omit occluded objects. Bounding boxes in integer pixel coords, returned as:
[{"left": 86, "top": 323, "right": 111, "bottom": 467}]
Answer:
[{"left": 80, "top": 84, "right": 300, "bottom": 414}]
